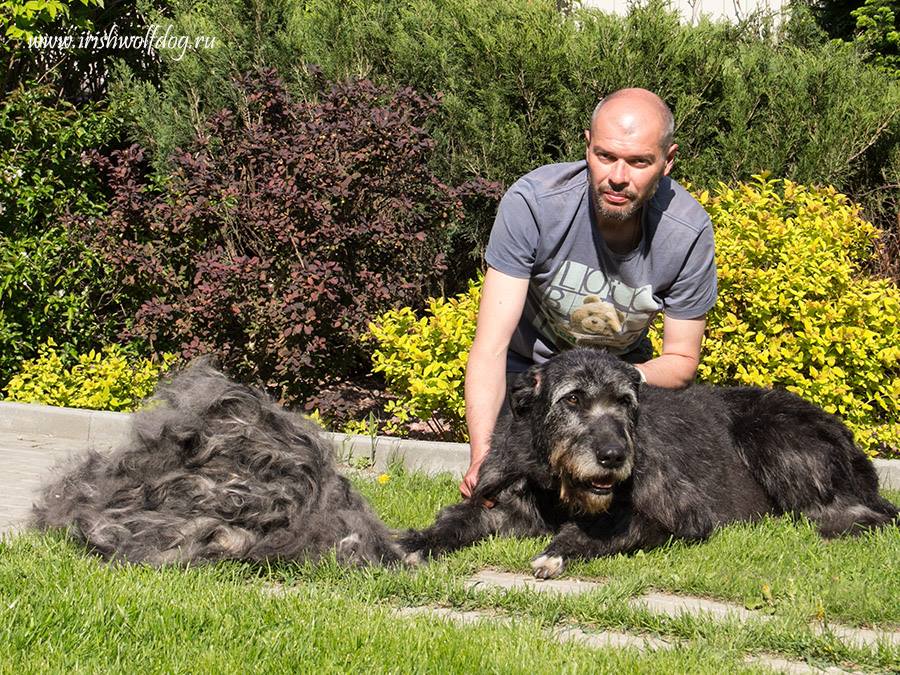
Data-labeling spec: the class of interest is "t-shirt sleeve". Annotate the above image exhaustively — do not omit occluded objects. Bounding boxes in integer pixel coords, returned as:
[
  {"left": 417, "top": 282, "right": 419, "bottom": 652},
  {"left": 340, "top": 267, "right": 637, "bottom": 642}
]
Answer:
[
  {"left": 662, "top": 222, "right": 718, "bottom": 319},
  {"left": 484, "top": 181, "right": 540, "bottom": 279}
]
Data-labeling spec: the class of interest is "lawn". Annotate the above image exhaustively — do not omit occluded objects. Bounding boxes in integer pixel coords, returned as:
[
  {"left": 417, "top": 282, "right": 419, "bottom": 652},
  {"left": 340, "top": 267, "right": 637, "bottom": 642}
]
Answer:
[{"left": 1, "top": 470, "right": 897, "bottom": 673}]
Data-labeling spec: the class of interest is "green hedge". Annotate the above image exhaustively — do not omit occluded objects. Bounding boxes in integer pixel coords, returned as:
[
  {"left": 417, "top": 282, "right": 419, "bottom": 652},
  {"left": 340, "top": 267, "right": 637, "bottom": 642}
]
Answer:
[
  {"left": 652, "top": 177, "right": 899, "bottom": 457},
  {"left": 0, "top": 83, "right": 123, "bottom": 383},
  {"left": 368, "top": 179, "right": 900, "bottom": 457},
  {"left": 368, "top": 277, "right": 481, "bottom": 440},
  {"left": 111, "top": 0, "right": 900, "bottom": 276}
]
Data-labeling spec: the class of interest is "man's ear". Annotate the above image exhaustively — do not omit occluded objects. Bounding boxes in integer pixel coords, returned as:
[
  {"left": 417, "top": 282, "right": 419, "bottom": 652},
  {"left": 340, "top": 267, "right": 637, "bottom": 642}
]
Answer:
[
  {"left": 663, "top": 143, "right": 678, "bottom": 176},
  {"left": 509, "top": 366, "right": 542, "bottom": 418}
]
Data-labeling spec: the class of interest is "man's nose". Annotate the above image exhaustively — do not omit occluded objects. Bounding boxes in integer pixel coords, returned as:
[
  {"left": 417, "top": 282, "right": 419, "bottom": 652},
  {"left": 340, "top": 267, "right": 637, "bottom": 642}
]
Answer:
[{"left": 608, "top": 160, "right": 628, "bottom": 187}]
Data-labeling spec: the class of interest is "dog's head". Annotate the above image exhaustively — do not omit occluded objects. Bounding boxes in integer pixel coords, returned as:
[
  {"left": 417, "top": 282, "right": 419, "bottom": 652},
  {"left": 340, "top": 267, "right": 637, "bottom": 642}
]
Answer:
[{"left": 510, "top": 348, "right": 642, "bottom": 515}]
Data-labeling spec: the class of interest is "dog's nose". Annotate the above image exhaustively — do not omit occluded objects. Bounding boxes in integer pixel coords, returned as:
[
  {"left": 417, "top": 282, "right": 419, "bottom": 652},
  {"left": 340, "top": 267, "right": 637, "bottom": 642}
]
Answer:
[{"left": 598, "top": 448, "right": 625, "bottom": 469}]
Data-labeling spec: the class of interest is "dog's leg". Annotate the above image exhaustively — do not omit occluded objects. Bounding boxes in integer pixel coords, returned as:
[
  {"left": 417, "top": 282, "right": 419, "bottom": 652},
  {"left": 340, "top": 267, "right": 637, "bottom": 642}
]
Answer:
[
  {"left": 805, "top": 497, "right": 898, "bottom": 538},
  {"left": 531, "top": 511, "right": 669, "bottom": 579},
  {"left": 399, "top": 492, "right": 552, "bottom": 564},
  {"left": 398, "top": 501, "right": 495, "bottom": 564}
]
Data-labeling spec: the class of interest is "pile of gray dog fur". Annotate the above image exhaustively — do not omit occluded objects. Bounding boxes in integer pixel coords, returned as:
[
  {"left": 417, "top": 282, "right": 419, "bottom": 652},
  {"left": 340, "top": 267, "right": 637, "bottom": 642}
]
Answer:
[{"left": 32, "top": 361, "right": 404, "bottom": 566}]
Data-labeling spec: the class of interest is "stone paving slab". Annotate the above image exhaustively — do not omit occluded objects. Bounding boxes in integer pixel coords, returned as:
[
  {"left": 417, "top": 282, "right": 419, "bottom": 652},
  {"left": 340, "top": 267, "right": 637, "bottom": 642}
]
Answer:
[
  {"left": 813, "top": 623, "right": 900, "bottom": 649},
  {"left": 396, "top": 605, "right": 670, "bottom": 650},
  {"left": 465, "top": 569, "right": 610, "bottom": 596},
  {"left": 747, "top": 655, "right": 862, "bottom": 675},
  {"left": 396, "top": 605, "right": 513, "bottom": 627},
  {"left": 634, "top": 590, "right": 763, "bottom": 623},
  {"left": 463, "top": 571, "right": 900, "bottom": 651},
  {"left": 395, "top": 604, "right": 859, "bottom": 674},
  {"left": 554, "top": 624, "right": 670, "bottom": 651}
]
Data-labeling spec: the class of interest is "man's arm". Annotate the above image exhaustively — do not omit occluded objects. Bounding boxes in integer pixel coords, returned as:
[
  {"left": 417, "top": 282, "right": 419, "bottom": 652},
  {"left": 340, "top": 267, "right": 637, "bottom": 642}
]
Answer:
[
  {"left": 460, "top": 267, "right": 530, "bottom": 497},
  {"left": 634, "top": 314, "right": 706, "bottom": 388}
]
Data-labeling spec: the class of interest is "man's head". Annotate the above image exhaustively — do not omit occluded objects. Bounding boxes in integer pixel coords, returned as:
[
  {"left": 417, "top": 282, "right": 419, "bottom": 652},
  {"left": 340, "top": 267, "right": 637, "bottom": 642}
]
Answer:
[{"left": 585, "top": 88, "right": 677, "bottom": 225}]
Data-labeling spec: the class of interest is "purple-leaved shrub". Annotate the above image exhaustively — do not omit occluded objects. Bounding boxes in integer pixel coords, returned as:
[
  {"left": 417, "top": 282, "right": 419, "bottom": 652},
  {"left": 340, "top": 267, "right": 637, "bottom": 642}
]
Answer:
[{"left": 73, "top": 68, "right": 493, "bottom": 401}]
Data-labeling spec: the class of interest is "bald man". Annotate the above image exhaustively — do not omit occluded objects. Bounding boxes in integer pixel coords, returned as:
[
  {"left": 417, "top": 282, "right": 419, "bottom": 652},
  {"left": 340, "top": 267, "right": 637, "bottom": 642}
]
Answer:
[{"left": 460, "top": 88, "right": 717, "bottom": 497}]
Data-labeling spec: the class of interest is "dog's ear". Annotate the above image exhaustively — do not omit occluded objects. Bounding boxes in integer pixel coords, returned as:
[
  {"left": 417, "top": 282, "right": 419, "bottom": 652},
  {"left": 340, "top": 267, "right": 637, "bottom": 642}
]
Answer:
[
  {"left": 509, "top": 366, "right": 542, "bottom": 417},
  {"left": 629, "top": 365, "right": 644, "bottom": 393}
]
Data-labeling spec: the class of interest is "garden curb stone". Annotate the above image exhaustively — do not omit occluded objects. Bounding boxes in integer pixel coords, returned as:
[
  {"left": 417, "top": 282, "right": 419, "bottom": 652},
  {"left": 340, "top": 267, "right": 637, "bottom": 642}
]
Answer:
[
  {"left": 0, "top": 401, "right": 897, "bottom": 486},
  {"left": 0, "top": 401, "right": 475, "bottom": 474}
]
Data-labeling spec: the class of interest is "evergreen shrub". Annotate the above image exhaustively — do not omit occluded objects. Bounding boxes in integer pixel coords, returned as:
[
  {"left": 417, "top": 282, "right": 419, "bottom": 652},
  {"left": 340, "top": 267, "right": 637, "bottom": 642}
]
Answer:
[
  {"left": 112, "top": 0, "right": 900, "bottom": 274},
  {"left": 851, "top": 0, "right": 900, "bottom": 75},
  {"left": 0, "top": 83, "right": 121, "bottom": 383},
  {"left": 368, "top": 180, "right": 900, "bottom": 456},
  {"left": 3, "top": 338, "right": 177, "bottom": 412},
  {"left": 74, "top": 69, "right": 490, "bottom": 402}
]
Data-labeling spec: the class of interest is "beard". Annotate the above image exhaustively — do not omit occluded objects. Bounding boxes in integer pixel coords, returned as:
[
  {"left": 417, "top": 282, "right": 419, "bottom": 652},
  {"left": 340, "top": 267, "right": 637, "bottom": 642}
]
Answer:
[{"left": 590, "top": 171, "right": 663, "bottom": 223}]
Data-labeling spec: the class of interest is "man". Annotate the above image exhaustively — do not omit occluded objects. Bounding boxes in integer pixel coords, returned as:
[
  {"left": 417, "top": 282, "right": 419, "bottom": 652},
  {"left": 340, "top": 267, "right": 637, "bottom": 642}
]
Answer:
[{"left": 460, "top": 88, "right": 717, "bottom": 497}]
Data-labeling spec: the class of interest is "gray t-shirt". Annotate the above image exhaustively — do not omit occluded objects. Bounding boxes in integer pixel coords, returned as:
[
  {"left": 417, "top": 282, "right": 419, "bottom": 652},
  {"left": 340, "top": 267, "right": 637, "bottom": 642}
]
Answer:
[{"left": 485, "top": 160, "right": 717, "bottom": 371}]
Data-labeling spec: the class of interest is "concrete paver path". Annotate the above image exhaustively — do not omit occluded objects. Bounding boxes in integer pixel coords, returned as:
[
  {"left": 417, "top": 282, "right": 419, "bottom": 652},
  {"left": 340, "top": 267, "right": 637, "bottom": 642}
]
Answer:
[
  {"left": 0, "top": 431, "right": 86, "bottom": 535},
  {"left": 465, "top": 571, "right": 900, "bottom": 649}
]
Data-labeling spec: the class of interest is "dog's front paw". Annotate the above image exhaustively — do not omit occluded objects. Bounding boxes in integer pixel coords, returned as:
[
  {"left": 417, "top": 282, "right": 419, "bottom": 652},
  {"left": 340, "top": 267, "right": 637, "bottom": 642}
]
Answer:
[
  {"left": 530, "top": 552, "right": 566, "bottom": 579},
  {"left": 396, "top": 529, "right": 430, "bottom": 564},
  {"left": 335, "top": 532, "right": 374, "bottom": 566},
  {"left": 402, "top": 549, "right": 424, "bottom": 566}
]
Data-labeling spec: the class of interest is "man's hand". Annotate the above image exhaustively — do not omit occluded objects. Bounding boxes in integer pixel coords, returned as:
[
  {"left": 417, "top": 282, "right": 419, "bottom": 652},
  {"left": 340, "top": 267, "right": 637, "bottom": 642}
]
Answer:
[{"left": 459, "top": 455, "right": 485, "bottom": 498}]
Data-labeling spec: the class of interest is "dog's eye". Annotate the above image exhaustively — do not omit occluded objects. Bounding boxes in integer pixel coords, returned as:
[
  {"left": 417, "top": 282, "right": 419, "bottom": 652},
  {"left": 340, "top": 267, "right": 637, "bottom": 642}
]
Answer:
[{"left": 563, "top": 393, "right": 581, "bottom": 407}]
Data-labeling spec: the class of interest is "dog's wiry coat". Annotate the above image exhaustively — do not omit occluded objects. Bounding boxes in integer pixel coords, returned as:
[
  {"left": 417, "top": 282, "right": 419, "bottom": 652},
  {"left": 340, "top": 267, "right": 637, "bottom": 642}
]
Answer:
[
  {"left": 32, "top": 362, "right": 401, "bottom": 566},
  {"left": 400, "top": 349, "right": 898, "bottom": 578}
]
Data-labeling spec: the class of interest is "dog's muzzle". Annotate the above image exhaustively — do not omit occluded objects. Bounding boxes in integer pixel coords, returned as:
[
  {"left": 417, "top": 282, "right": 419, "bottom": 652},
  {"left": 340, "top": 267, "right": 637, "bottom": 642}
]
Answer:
[{"left": 550, "top": 439, "right": 634, "bottom": 514}]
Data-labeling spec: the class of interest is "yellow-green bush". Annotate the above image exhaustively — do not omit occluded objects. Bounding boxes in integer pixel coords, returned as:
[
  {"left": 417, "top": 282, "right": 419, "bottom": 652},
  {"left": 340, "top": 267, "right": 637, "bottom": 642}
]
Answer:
[
  {"left": 3, "top": 339, "right": 178, "bottom": 412},
  {"left": 367, "top": 277, "right": 481, "bottom": 440},
  {"left": 368, "top": 178, "right": 899, "bottom": 456},
  {"left": 649, "top": 176, "right": 899, "bottom": 457}
]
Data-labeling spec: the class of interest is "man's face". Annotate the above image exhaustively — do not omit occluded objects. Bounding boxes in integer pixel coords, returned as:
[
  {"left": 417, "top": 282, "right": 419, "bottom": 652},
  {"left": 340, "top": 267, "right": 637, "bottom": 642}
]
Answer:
[{"left": 585, "top": 110, "right": 676, "bottom": 224}]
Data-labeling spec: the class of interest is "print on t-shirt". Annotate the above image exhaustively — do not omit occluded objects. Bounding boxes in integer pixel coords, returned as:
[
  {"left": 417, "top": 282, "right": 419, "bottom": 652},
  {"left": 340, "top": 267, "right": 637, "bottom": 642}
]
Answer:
[{"left": 533, "top": 260, "right": 659, "bottom": 350}]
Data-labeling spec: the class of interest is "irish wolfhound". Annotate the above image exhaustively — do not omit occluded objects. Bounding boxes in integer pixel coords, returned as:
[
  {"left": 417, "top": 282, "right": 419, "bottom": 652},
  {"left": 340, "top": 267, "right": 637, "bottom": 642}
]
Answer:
[
  {"left": 400, "top": 348, "right": 898, "bottom": 579},
  {"left": 32, "top": 362, "right": 402, "bottom": 566}
]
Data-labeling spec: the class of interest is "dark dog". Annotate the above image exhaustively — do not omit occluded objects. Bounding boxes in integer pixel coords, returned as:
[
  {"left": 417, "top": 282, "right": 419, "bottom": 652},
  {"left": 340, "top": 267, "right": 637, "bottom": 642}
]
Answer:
[
  {"left": 32, "top": 362, "right": 402, "bottom": 567},
  {"left": 400, "top": 348, "right": 898, "bottom": 578}
]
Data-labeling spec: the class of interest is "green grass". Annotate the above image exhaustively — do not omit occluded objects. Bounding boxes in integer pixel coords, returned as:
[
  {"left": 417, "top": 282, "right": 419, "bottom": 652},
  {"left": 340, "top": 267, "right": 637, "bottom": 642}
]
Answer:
[{"left": 1, "top": 471, "right": 897, "bottom": 673}]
